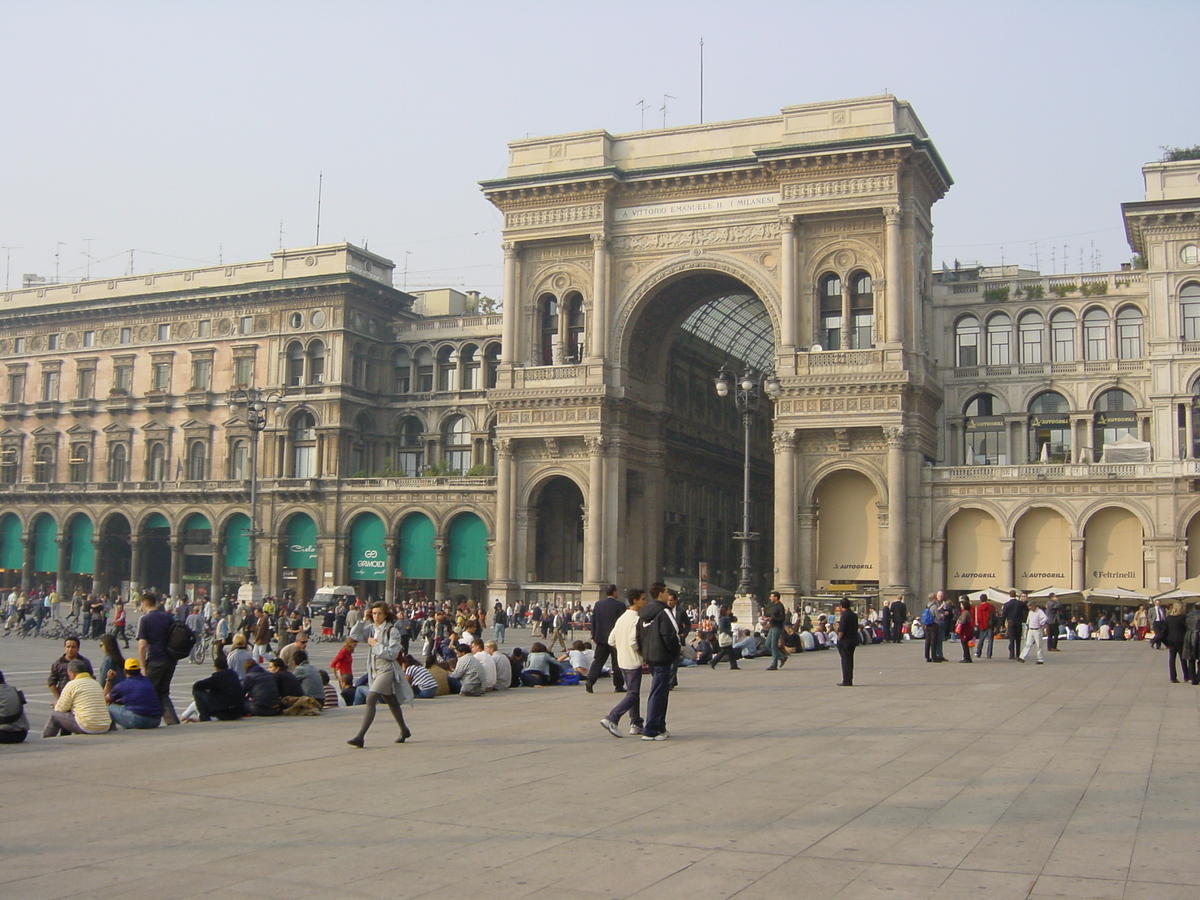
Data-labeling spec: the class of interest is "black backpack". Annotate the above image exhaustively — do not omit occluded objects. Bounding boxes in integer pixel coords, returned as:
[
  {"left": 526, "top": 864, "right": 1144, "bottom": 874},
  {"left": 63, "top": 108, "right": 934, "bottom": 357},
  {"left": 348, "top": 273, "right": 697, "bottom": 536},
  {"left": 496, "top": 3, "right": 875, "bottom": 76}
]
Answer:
[{"left": 165, "top": 617, "right": 197, "bottom": 660}]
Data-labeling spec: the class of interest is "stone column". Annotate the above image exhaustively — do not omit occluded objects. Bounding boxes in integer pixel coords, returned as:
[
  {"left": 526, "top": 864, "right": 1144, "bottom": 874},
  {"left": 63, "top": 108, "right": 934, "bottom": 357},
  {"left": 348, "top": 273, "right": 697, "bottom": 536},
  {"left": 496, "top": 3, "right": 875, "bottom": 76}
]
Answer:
[
  {"left": 210, "top": 548, "right": 224, "bottom": 608},
  {"left": 930, "top": 538, "right": 945, "bottom": 591},
  {"left": 20, "top": 532, "right": 32, "bottom": 592},
  {"left": 1000, "top": 538, "right": 1015, "bottom": 590},
  {"left": 500, "top": 243, "right": 519, "bottom": 366},
  {"left": 643, "top": 450, "right": 666, "bottom": 587},
  {"left": 591, "top": 234, "right": 608, "bottom": 361},
  {"left": 434, "top": 538, "right": 448, "bottom": 602},
  {"left": 384, "top": 538, "right": 397, "bottom": 604},
  {"left": 92, "top": 535, "right": 105, "bottom": 595},
  {"left": 169, "top": 538, "right": 184, "bottom": 599},
  {"left": 1071, "top": 538, "right": 1085, "bottom": 592},
  {"left": 55, "top": 530, "right": 69, "bottom": 595},
  {"left": 885, "top": 206, "right": 904, "bottom": 345},
  {"left": 840, "top": 281, "right": 852, "bottom": 351},
  {"left": 772, "top": 430, "right": 797, "bottom": 598},
  {"left": 1184, "top": 403, "right": 1194, "bottom": 458},
  {"left": 129, "top": 538, "right": 143, "bottom": 596},
  {"left": 779, "top": 216, "right": 797, "bottom": 352},
  {"left": 583, "top": 435, "right": 607, "bottom": 598},
  {"left": 797, "top": 506, "right": 816, "bottom": 596},
  {"left": 886, "top": 426, "right": 909, "bottom": 593},
  {"left": 490, "top": 439, "right": 514, "bottom": 585}
]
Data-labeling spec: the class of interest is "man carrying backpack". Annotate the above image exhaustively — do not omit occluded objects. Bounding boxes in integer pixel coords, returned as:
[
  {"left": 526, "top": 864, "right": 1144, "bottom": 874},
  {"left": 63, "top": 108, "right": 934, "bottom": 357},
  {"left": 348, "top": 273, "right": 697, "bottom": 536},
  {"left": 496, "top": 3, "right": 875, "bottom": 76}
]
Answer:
[
  {"left": 136, "top": 592, "right": 181, "bottom": 726},
  {"left": 922, "top": 594, "right": 944, "bottom": 662},
  {"left": 636, "top": 583, "right": 681, "bottom": 741}
]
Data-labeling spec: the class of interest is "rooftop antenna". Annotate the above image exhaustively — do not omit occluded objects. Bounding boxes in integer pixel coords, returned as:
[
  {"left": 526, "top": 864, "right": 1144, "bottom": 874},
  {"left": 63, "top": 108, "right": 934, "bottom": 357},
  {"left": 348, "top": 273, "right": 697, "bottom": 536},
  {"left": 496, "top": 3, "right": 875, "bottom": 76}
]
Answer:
[
  {"left": 1, "top": 246, "right": 19, "bottom": 291},
  {"left": 218, "top": 243, "right": 223, "bottom": 265},
  {"left": 699, "top": 38, "right": 705, "bottom": 124},
  {"left": 279, "top": 220, "right": 284, "bottom": 250},
  {"left": 661, "top": 93, "right": 675, "bottom": 128},
  {"left": 1032, "top": 242, "right": 1041, "bottom": 272},
  {"left": 403, "top": 251, "right": 412, "bottom": 291},
  {"left": 637, "top": 98, "right": 650, "bottom": 130},
  {"left": 55, "top": 241, "right": 65, "bottom": 282},
  {"left": 127, "top": 249, "right": 134, "bottom": 276},
  {"left": 83, "top": 238, "right": 95, "bottom": 280},
  {"left": 1000, "top": 246, "right": 1005, "bottom": 268},
  {"left": 1050, "top": 246, "right": 1056, "bottom": 275},
  {"left": 315, "top": 172, "right": 323, "bottom": 245}
]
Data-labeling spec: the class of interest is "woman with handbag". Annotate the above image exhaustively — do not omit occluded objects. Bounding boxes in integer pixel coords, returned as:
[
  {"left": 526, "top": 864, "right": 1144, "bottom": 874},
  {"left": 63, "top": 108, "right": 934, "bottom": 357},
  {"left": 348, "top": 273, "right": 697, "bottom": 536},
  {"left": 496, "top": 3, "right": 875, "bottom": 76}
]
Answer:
[
  {"left": 956, "top": 599, "right": 975, "bottom": 663},
  {"left": 346, "top": 602, "right": 414, "bottom": 748},
  {"left": 708, "top": 605, "right": 740, "bottom": 670}
]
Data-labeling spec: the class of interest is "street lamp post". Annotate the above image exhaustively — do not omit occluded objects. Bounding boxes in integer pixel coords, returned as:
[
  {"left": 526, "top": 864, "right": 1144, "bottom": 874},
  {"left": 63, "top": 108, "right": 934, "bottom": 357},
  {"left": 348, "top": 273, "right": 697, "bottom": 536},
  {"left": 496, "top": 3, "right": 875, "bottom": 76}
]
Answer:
[
  {"left": 715, "top": 366, "right": 781, "bottom": 602},
  {"left": 230, "top": 387, "right": 285, "bottom": 605}
]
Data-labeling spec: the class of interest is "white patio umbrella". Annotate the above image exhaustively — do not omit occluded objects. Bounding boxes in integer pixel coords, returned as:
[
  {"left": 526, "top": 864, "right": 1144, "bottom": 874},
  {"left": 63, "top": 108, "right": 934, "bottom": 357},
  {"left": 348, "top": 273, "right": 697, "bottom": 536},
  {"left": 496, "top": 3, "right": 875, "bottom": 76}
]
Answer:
[
  {"left": 1028, "top": 586, "right": 1081, "bottom": 599},
  {"left": 1085, "top": 587, "right": 1151, "bottom": 602}
]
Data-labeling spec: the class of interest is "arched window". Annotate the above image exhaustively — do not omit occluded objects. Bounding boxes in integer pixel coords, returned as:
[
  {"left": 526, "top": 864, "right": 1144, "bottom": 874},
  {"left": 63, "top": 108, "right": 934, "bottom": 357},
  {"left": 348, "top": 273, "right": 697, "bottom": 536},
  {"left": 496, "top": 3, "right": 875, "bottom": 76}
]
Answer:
[
  {"left": 349, "top": 412, "right": 374, "bottom": 475},
  {"left": 483, "top": 342, "right": 501, "bottom": 389},
  {"left": 1116, "top": 306, "right": 1143, "bottom": 359},
  {"left": 186, "top": 440, "right": 207, "bottom": 481},
  {"left": 986, "top": 313, "right": 1012, "bottom": 365},
  {"left": 849, "top": 272, "right": 873, "bottom": 349},
  {"left": 396, "top": 417, "right": 424, "bottom": 476},
  {"left": 1018, "top": 312, "right": 1044, "bottom": 363},
  {"left": 955, "top": 315, "right": 980, "bottom": 367},
  {"left": 565, "top": 292, "right": 585, "bottom": 361},
  {"left": 306, "top": 340, "right": 326, "bottom": 385},
  {"left": 1182, "top": 284, "right": 1200, "bottom": 341},
  {"left": 963, "top": 393, "right": 1007, "bottom": 465},
  {"left": 290, "top": 411, "right": 317, "bottom": 477},
  {"left": 0, "top": 447, "right": 19, "bottom": 484},
  {"left": 34, "top": 445, "right": 55, "bottom": 483},
  {"left": 229, "top": 439, "right": 249, "bottom": 480},
  {"left": 1083, "top": 308, "right": 1110, "bottom": 360},
  {"left": 436, "top": 345, "right": 457, "bottom": 392},
  {"left": 443, "top": 415, "right": 471, "bottom": 474},
  {"left": 286, "top": 341, "right": 305, "bottom": 387},
  {"left": 1093, "top": 389, "right": 1138, "bottom": 460},
  {"left": 393, "top": 349, "right": 411, "bottom": 394},
  {"left": 147, "top": 442, "right": 167, "bottom": 481},
  {"left": 413, "top": 347, "right": 434, "bottom": 392},
  {"left": 1029, "top": 391, "right": 1071, "bottom": 463},
  {"left": 108, "top": 444, "right": 127, "bottom": 482},
  {"left": 1051, "top": 310, "right": 1076, "bottom": 362},
  {"left": 350, "top": 342, "right": 367, "bottom": 388},
  {"left": 68, "top": 444, "right": 90, "bottom": 483},
  {"left": 818, "top": 274, "right": 842, "bottom": 350},
  {"left": 539, "top": 294, "right": 558, "bottom": 365},
  {"left": 460, "top": 344, "right": 479, "bottom": 390}
]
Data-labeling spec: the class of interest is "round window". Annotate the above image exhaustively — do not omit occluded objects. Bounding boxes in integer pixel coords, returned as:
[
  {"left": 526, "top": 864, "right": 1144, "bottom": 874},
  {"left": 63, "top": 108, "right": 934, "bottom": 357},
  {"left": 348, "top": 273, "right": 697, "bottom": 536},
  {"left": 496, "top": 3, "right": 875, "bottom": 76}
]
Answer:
[
  {"left": 289, "top": 312, "right": 303, "bottom": 329},
  {"left": 1182, "top": 245, "right": 1200, "bottom": 266},
  {"left": 311, "top": 309, "right": 326, "bottom": 327}
]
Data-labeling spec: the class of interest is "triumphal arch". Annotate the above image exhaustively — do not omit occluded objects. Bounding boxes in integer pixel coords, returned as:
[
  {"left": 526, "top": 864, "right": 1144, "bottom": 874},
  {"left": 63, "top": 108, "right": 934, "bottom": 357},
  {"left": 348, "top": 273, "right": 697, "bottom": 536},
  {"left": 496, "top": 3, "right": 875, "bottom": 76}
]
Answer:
[{"left": 482, "top": 95, "right": 952, "bottom": 609}]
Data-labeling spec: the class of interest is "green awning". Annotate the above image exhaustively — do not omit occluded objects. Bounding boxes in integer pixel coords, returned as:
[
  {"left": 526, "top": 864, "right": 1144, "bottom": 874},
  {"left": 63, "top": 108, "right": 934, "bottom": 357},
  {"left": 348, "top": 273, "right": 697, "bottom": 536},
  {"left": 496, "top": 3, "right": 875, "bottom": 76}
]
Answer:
[
  {"left": 349, "top": 513, "right": 387, "bottom": 581},
  {"left": 32, "top": 513, "right": 57, "bottom": 573},
  {"left": 68, "top": 516, "right": 94, "bottom": 575},
  {"left": 398, "top": 513, "right": 435, "bottom": 580},
  {"left": 224, "top": 513, "right": 251, "bottom": 569},
  {"left": 144, "top": 512, "right": 170, "bottom": 532},
  {"left": 284, "top": 513, "right": 318, "bottom": 569},
  {"left": 0, "top": 513, "right": 23, "bottom": 570},
  {"left": 448, "top": 513, "right": 488, "bottom": 581}
]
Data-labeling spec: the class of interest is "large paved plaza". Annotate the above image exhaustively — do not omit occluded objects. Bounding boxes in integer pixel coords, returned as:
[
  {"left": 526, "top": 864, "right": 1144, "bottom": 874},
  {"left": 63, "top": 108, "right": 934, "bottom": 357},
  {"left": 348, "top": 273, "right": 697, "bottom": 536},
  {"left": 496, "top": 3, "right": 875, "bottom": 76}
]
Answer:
[{"left": 1, "top": 631, "right": 1196, "bottom": 900}]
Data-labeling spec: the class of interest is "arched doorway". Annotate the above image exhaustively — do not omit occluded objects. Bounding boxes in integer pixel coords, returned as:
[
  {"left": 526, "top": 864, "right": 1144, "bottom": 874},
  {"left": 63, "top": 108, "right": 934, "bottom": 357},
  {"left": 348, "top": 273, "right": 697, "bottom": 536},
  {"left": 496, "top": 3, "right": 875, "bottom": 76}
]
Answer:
[
  {"left": 98, "top": 513, "right": 132, "bottom": 595},
  {"left": 397, "top": 513, "right": 435, "bottom": 600},
  {"left": 0, "top": 513, "right": 24, "bottom": 590},
  {"left": 30, "top": 512, "right": 58, "bottom": 593},
  {"left": 281, "top": 512, "right": 318, "bottom": 602},
  {"left": 64, "top": 513, "right": 95, "bottom": 595},
  {"left": 447, "top": 512, "right": 488, "bottom": 604},
  {"left": 534, "top": 477, "right": 583, "bottom": 584},
  {"left": 1013, "top": 507, "right": 1071, "bottom": 590},
  {"left": 220, "top": 513, "right": 251, "bottom": 598},
  {"left": 180, "top": 513, "right": 212, "bottom": 602},
  {"left": 814, "top": 470, "right": 880, "bottom": 591},
  {"left": 348, "top": 512, "right": 387, "bottom": 600},
  {"left": 944, "top": 508, "right": 1003, "bottom": 590},
  {"left": 141, "top": 512, "right": 172, "bottom": 596},
  {"left": 1084, "top": 508, "right": 1144, "bottom": 591}
]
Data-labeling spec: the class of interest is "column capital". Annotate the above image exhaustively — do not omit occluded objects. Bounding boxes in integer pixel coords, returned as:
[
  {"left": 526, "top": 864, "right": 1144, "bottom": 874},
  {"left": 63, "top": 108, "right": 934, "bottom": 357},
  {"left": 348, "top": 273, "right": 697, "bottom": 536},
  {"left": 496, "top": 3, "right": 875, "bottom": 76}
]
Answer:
[
  {"left": 590, "top": 233, "right": 609, "bottom": 249},
  {"left": 884, "top": 206, "right": 902, "bottom": 225},
  {"left": 584, "top": 434, "right": 609, "bottom": 455},
  {"left": 495, "top": 437, "right": 514, "bottom": 459},
  {"left": 884, "top": 425, "right": 907, "bottom": 449},
  {"left": 502, "top": 242, "right": 520, "bottom": 258},
  {"left": 771, "top": 430, "right": 797, "bottom": 453},
  {"left": 778, "top": 214, "right": 796, "bottom": 229},
  {"left": 432, "top": 539, "right": 448, "bottom": 553}
]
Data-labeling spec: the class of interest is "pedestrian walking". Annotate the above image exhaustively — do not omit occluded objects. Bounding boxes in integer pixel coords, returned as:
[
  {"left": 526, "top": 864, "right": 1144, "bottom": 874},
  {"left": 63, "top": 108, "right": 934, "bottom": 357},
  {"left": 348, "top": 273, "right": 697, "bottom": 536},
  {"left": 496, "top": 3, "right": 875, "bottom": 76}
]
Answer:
[{"left": 346, "top": 602, "right": 414, "bottom": 748}]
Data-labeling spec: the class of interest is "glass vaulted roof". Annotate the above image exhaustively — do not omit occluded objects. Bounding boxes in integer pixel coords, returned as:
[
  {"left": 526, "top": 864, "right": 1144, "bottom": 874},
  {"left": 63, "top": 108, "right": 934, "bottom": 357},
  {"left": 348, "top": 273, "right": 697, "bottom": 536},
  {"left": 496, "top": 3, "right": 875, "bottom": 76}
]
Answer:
[{"left": 679, "top": 292, "right": 775, "bottom": 371}]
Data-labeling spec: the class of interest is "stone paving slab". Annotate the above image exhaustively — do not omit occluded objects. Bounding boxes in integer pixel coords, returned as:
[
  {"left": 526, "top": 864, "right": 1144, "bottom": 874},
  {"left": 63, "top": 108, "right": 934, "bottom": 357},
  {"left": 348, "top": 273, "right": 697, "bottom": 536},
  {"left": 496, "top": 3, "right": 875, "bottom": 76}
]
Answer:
[{"left": 1, "top": 634, "right": 1197, "bottom": 899}]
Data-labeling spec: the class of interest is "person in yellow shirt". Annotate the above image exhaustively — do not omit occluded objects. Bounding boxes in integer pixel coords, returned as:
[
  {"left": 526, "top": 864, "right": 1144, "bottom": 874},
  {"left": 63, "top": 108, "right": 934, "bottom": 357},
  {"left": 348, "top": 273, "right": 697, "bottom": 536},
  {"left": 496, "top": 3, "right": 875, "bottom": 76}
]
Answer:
[{"left": 42, "top": 660, "right": 112, "bottom": 737}]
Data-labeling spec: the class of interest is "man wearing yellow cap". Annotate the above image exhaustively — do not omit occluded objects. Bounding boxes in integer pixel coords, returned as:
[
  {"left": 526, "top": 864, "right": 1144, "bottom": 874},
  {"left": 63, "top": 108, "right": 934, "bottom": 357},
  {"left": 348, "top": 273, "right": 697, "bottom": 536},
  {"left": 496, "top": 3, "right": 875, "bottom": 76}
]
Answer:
[{"left": 104, "top": 658, "right": 163, "bottom": 729}]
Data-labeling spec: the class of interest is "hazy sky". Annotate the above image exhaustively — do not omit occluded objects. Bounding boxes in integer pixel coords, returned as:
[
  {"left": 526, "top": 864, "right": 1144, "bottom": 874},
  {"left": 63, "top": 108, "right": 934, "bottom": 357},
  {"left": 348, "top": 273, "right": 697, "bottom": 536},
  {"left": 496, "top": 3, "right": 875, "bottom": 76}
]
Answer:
[{"left": 2, "top": 1, "right": 1196, "bottom": 297}]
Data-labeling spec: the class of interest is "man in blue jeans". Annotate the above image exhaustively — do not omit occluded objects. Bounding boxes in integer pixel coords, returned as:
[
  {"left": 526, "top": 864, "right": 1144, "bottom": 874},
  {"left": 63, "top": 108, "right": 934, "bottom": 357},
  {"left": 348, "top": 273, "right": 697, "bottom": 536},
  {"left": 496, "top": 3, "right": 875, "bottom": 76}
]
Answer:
[
  {"left": 636, "top": 583, "right": 681, "bottom": 741},
  {"left": 764, "top": 591, "right": 787, "bottom": 670}
]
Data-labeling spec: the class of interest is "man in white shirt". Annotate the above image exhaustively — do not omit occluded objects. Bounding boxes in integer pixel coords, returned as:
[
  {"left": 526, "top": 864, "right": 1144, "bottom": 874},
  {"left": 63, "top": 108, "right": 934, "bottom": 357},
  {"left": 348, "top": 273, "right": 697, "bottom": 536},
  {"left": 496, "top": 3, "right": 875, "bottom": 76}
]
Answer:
[
  {"left": 471, "top": 639, "right": 498, "bottom": 691},
  {"left": 485, "top": 640, "right": 511, "bottom": 690},
  {"left": 1020, "top": 601, "right": 1048, "bottom": 664},
  {"left": 600, "top": 589, "right": 647, "bottom": 738}
]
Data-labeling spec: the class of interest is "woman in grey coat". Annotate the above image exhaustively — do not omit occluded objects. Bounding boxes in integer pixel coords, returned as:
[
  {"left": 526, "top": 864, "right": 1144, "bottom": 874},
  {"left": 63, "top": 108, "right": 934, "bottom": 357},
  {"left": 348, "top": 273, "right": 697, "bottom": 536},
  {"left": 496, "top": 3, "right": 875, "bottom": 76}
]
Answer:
[{"left": 347, "top": 602, "right": 414, "bottom": 748}]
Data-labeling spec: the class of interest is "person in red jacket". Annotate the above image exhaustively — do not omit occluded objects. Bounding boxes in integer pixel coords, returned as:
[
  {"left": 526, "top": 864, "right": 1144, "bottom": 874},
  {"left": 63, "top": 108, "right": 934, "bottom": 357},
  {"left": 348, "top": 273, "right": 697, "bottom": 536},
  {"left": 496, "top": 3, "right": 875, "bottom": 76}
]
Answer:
[
  {"left": 973, "top": 594, "right": 994, "bottom": 660},
  {"left": 956, "top": 599, "right": 976, "bottom": 663}
]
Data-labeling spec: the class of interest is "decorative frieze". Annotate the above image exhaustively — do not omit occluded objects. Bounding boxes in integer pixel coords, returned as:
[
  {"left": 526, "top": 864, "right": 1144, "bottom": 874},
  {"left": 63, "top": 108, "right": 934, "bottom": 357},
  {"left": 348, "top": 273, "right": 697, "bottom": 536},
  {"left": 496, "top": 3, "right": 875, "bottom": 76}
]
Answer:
[
  {"left": 506, "top": 205, "right": 603, "bottom": 229},
  {"left": 610, "top": 223, "right": 781, "bottom": 253},
  {"left": 783, "top": 175, "right": 894, "bottom": 201},
  {"left": 498, "top": 407, "right": 603, "bottom": 425}
]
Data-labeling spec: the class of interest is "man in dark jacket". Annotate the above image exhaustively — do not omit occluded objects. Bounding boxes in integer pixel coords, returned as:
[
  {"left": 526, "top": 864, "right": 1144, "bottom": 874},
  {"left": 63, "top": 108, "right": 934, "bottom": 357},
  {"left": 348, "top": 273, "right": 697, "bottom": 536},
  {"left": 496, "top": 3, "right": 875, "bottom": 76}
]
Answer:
[
  {"left": 241, "top": 660, "right": 282, "bottom": 716},
  {"left": 189, "top": 654, "right": 246, "bottom": 721},
  {"left": 836, "top": 598, "right": 860, "bottom": 686},
  {"left": 1001, "top": 591, "right": 1029, "bottom": 660},
  {"left": 889, "top": 595, "right": 908, "bottom": 643},
  {"left": 586, "top": 584, "right": 626, "bottom": 693},
  {"left": 636, "top": 582, "right": 681, "bottom": 740},
  {"left": 764, "top": 591, "right": 788, "bottom": 670}
]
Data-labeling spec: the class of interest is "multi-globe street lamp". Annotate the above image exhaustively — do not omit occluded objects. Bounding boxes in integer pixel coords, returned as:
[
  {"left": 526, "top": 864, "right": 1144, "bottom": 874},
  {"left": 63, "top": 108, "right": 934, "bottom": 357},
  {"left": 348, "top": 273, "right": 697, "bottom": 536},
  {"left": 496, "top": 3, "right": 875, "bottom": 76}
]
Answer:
[
  {"left": 229, "top": 387, "right": 285, "bottom": 601},
  {"left": 714, "top": 366, "right": 781, "bottom": 596}
]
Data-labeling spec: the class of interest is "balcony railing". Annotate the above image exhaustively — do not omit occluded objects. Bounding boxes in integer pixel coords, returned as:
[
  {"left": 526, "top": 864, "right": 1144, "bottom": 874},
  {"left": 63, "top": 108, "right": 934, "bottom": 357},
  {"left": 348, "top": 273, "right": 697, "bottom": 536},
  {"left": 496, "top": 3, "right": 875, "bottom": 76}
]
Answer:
[{"left": 929, "top": 460, "right": 1200, "bottom": 482}]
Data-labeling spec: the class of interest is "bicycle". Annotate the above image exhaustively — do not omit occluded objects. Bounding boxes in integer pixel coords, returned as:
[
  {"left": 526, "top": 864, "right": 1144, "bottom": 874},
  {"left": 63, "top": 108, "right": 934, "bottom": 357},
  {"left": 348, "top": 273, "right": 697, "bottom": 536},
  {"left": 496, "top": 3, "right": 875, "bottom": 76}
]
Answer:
[{"left": 190, "top": 631, "right": 214, "bottom": 666}]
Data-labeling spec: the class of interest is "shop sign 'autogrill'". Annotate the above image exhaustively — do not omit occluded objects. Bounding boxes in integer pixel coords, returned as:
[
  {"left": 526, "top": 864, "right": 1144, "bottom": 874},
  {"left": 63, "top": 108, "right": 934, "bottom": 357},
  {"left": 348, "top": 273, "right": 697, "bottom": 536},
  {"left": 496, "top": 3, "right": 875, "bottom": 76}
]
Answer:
[{"left": 613, "top": 194, "right": 777, "bottom": 224}]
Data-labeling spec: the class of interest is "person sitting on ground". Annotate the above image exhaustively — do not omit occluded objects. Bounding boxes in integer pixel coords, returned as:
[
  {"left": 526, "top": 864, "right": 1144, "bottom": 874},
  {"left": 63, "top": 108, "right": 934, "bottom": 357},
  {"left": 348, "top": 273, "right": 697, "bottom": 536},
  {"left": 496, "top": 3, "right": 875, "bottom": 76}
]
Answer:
[
  {"left": 267, "top": 658, "right": 304, "bottom": 700},
  {"left": 484, "top": 641, "right": 512, "bottom": 691},
  {"left": 319, "top": 670, "right": 340, "bottom": 708},
  {"left": 732, "top": 629, "right": 758, "bottom": 659},
  {"left": 690, "top": 633, "right": 714, "bottom": 666},
  {"left": 0, "top": 670, "right": 30, "bottom": 744},
  {"left": 96, "top": 634, "right": 126, "bottom": 691},
  {"left": 182, "top": 654, "right": 245, "bottom": 722},
  {"left": 509, "top": 646, "right": 528, "bottom": 686},
  {"left": 403, "top": 654, "right": 439, "bottom": 699},
  {"left": 225, "top": 633, "right": 253, "bottom": 677},
  {"left": 241, "top": 659, "right": 282, "bottom": 717},
  {"left": 48, "top": 637, "right": 93, "bottom": 700},
  {"left": 449, "top": 643, "right": 485, "bottom": 696},
  {"left": 104, "top": 658, "right": 162, "bottom": 730},
  {"left": 291, "top": 650, "right": 324, "bottom": 702},
  {"left": 782, "top": 624, "right": 803, "bottom": 655},
  {"left": 521, "top": 642, "right": 554, "bottom": 686},
  {"left": 471, "top": 639, "right": 498, "bottom": 691},
  {"left": 1076, "top": 620, "right": 1091, "bottom": 640},
  {"left": 798, "top": 626, "right": 817, "bottom": 651},
  {"left": 43, "top": 660, "right": 111, "bottom": 737},
  {"left": 559, "top": 640, "right": 593, "bottom": 677},
  {"left": 279, "top": 633, "right": 310, "bottom": 671},
  {"left": 337, "top": 672, "right": 356, "bottom": 706}
]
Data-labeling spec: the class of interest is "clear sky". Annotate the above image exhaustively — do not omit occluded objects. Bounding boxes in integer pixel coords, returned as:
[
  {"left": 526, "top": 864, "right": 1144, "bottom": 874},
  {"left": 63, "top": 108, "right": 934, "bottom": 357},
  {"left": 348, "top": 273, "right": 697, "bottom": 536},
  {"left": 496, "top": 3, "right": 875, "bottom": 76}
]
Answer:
[{"left": 2, "top": 0, "right": 1196, "bottom": 297}]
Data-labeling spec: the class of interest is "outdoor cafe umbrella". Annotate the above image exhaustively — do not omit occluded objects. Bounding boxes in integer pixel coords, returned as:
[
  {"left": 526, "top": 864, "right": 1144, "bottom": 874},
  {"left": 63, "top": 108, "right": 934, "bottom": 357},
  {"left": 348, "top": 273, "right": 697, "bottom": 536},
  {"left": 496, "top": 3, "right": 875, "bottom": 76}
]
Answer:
[
  {"left": 1028, "top": 586, "right": 1081, "bottom": 599},
  {"left": 1153, "top": 575, "right": 1200, "bottom": 602},
  {"left": 1084, "top": 587, "right": 1151, "bottom": 602}
]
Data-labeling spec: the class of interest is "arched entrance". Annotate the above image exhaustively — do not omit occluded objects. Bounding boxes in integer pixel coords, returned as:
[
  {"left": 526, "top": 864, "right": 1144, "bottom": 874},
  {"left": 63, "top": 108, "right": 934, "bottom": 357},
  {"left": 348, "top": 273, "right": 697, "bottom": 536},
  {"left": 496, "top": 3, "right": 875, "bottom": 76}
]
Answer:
[
  {"left": 221, "top": 513, "right": 251, "bottom": 597},
  {"left": 397, "top": 512, "right": 435, "bottom": 599},
  {"left": 64, "top": 513, "right": 95, "bottom": 595},
  {"left": 1084, "top": 508, "right": 1144, "bottom": 591},
  {"left": 1013, "top": 508, "right": 1071, "bottom": 590},
  {"left": 98, "top": 513, "right": 131, "bottom": 595},
  {"left": 281, "top": 512, "right": 318, "bottom": 602},
  {"left": 447, "top": 512, "right": 488, "bottom": 604},
  {"left": 944, "top": 508, "right": 1003, "bottom": 590},
  {"left": 180, "top": 513, "right": 212, "bottom": 602},
  {"left": 348, "top": 512, "right": 387, "bottom": 600},
  {"left": 140, "top": 512, "right": 172, "bottom": 596},
  {"left": 0, "top": 513, "right": 23, "bottom": 590},
  {"left": 534, "top": 476, "right": 583, "bottom": 584},
  {"left": 814, "top": 470, "right": 880, "bottom": 591},
  {"left": 30, "top": 512, "right": 58, "bottom": 593}
]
